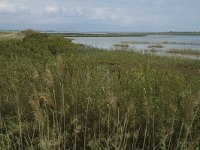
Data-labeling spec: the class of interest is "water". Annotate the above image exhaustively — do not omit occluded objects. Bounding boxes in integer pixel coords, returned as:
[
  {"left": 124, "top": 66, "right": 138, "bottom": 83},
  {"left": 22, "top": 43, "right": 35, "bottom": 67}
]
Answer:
[{"left": 66, "top": 35, "right": 200, "bottom": 51}]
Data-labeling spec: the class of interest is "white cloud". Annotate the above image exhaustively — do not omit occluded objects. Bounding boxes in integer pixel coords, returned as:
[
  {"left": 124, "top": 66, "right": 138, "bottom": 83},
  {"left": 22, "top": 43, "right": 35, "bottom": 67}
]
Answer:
[
  {"left": 0, "top": 0, "right": 15, "bottom": 12},
  {"left": 88, "top": 7, "right": 135, "bottom": 27},
  {"left": 90, "top": 7, "right": 122, "bottom": 21},
  {"left": 0, "top": 0, "right": 200, "bottom": 31},
  {"left": 45, "top": 5, "right": 59, "bottom": 13}
]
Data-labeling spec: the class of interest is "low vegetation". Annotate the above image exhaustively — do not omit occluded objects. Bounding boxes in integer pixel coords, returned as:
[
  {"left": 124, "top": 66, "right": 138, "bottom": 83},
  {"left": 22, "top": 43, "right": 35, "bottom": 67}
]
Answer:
[
  {"left": 49, "top": 32, "right": 146, "bottom": 37},
  {"left": 48, "top": 31, "right": 200, "bottom": 37},
  {"left": 113, "top": 43, "right": 129, "bottom": 49},
  {"left": 1, "top": 31, "right": 200, "bottom": 149},
  {"left": 148, "top": 44, "right": 164, "bottom": 48}
]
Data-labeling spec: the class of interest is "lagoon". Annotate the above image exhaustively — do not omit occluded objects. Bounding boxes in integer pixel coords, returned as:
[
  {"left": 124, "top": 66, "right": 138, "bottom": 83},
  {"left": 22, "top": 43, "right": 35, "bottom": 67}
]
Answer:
[{"left": 67, "top": 35, "right": 200, "bottom": 51}]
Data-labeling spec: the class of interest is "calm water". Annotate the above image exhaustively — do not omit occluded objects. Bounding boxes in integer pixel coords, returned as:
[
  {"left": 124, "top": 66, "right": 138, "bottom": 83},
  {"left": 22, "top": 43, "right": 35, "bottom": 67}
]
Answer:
[{"left": 67, "top": 35, "right": 200, "bottom": 51}]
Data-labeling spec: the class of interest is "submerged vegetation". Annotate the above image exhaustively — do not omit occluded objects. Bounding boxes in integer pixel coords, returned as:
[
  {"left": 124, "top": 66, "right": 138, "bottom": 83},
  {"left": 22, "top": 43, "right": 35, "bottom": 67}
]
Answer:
[
  {"left": 148, "top": 44, "right": 164, "bottom": 49},
  {"left": 1, "top": 31, "right": 200, "bottom": 149},
  {"left": 122, "top": 41, "right": 200, "bottom": 45},
  {"left": 113, "top": 43, "right": 129, "bottom": 49},
  {"left": 166, "top": 49, "right": 200, "bottom": 56}
]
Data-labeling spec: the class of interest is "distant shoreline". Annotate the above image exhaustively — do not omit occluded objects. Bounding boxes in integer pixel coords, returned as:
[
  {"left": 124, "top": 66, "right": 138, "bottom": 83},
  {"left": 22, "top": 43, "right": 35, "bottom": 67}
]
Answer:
[
  {"left": 1, "top": 30, "right": 200, "bottom": 37},
  {"left": 48, "top": 32, "right": 200, "bottom": 37}
]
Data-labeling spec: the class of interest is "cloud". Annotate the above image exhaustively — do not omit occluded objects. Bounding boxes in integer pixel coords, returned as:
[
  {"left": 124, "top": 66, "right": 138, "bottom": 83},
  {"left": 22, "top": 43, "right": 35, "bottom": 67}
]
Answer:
[
  {"left": 70, "top": 7, "right": 136, "bottom": 27},
  {"left": 0, "top": 0, "right": 15, "bottom": 12},
  {"left": 92, "top": 7, "right": 135, "bottom": 27},
  {"left": 45, "top": 5, "right": 59, "bottom": 13},
  {"left": 0, "top": 0, "right": 200, "bottom": 31}
]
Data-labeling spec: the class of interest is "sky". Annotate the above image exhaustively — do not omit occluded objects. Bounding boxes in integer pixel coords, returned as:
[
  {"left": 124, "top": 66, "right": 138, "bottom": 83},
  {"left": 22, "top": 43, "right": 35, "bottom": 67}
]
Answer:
[{"left": 0, "top": 0, "right": 200, "bottom": 32}]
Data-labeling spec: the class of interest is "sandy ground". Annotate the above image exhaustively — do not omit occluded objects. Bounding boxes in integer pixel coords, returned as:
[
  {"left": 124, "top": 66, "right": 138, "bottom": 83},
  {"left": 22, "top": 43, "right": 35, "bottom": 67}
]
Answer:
[
  {"left": 0, "top": 33, "right": 17, "bottom": 38},
  {"left": 0, "top": 32, "right": 24, "bottom": 40}
]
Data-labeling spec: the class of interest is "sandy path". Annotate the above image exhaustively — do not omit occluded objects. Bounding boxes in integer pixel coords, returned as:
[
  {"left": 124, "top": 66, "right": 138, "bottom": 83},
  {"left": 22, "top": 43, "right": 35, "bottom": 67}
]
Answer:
[{"left": 0, "top": 33, "right": 18, "bottom": 38}]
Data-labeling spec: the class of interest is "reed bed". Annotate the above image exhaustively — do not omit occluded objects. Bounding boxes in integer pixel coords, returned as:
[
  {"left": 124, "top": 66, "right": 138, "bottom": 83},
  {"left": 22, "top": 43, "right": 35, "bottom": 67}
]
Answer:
[{"left": 1, "top": 31, "right": 200, "bottom": 149}]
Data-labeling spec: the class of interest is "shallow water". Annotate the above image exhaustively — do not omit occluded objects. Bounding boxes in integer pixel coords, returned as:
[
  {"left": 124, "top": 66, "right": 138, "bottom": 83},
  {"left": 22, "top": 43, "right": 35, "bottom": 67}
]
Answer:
[{"left": 67, "top": 35, "right": 200, "bottom": 51}]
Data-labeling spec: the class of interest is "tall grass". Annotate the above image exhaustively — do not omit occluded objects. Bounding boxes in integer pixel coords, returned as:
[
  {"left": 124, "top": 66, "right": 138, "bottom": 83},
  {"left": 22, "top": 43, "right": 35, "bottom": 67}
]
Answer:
[{"left": 1, "top": 32, "right": 200, "bottom": 149}]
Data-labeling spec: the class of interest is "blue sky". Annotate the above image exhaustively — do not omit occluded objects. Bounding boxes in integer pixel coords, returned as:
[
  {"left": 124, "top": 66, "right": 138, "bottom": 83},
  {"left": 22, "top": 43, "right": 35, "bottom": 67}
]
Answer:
[{"left": 0, "top": 0, "right": 200, "bottom": 32}]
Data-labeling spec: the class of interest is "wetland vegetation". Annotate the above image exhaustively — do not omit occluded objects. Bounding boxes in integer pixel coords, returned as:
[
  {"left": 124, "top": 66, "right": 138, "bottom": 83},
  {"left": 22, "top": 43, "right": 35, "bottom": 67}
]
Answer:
[
  {"left": 123, "top": 41, "right": 200, "bottom": 45},
  {"left": 1, "top": 30, "right": 200, "bottom": 149},
  {"left": 166, "top": 49, "right": 200, "bottom": 56}
]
